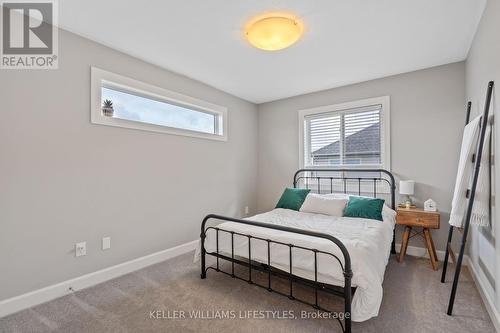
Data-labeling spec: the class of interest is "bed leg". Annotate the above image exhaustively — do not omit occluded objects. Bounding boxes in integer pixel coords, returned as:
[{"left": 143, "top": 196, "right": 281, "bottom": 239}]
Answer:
[
  {"left": 200, "top": 233, "right": 207, "bottom": 279},
  {"left": 200, "top": 254, "right": 206, "bottom": 279},
  {"left": 344, "top": 268, "right": 353, "bottom": 333},
  {"left": 391, "top": 229, "right": 396, "bottom": 254}
]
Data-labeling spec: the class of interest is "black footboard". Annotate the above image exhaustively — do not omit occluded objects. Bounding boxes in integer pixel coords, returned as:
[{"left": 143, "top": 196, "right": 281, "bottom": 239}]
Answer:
[{"left": 200, "top": 214, "right": 353, "bottom": 333}]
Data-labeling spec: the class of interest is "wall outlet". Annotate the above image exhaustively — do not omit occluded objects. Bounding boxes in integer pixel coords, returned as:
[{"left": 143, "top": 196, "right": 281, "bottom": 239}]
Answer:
[
  {"left": 75, "top": 242, "right": 86, "bottom": 257},
  {"left": 102, "top": 237, "right": 111, "bottom": 250},
  {"left": 244, "top": 206, "right": 249, "bottom": 215}
]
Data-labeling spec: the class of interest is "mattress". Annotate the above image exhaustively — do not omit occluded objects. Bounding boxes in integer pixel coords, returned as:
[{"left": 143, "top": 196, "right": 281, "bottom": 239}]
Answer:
[{"left": 195, "top": 207, "right": 396, "bottom": 322}]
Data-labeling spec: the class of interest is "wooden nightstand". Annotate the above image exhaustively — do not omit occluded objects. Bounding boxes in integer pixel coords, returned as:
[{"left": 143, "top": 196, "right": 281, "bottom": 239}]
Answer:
[{"left": 397, "top": 207, "right": 440, "bottom": 270}]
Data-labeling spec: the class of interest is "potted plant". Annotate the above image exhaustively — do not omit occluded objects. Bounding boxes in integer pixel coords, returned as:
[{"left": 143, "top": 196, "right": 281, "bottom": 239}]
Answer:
[{"left": 102, "top": 99, "right": 114, "bottom": 117}]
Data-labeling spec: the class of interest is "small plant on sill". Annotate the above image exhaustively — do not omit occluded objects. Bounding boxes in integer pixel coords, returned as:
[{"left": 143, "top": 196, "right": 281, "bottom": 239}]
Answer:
[{"left": 102, "top": 99, "right": 114, "bottom": 117}]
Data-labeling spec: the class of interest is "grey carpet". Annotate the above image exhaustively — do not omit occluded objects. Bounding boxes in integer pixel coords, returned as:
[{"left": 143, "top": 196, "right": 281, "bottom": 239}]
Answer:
[{"left": 0, "top": 252, "right": 495, "bottom": 333}]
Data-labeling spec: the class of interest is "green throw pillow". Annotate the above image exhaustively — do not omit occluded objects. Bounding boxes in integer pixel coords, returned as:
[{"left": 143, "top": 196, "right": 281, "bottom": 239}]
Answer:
[
  {"left": 275, "top": 188, "right": 311, "bottom": 211},
  {"left": 344, "top": 196, "right": 385, "bottom": 221}
]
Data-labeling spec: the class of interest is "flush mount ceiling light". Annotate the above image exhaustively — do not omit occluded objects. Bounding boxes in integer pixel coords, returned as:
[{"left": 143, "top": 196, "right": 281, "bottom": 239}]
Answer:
[{"left": 245, "top": 14, "right": 303, "bottom": 51}]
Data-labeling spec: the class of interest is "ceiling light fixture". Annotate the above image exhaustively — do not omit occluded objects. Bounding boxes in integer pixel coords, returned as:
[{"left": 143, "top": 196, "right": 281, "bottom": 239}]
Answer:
[{"left": 245, "top": 14, "right": 303, "bottom": 51}]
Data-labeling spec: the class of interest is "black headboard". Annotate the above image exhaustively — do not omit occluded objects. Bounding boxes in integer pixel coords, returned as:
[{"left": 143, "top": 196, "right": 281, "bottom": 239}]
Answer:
[{"left": 293, "top": 168, "right": 396, "bottom": 210}]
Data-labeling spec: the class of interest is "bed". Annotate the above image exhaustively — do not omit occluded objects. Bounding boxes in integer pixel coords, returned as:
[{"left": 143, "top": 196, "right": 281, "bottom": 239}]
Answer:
[{"left": 197, "top": 168, "right": 396, "bottom": 333}]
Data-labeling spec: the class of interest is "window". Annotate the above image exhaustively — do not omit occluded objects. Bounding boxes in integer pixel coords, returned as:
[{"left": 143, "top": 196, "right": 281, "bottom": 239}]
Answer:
[
  {"left": 91, "top": 67, "right": 227, "bottom": 141},
  {"left": 299, "top": 96, "right": 390, "bottom": 169}
]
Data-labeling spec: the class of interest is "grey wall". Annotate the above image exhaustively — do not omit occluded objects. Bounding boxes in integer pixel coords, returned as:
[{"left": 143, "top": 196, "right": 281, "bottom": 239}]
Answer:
[
  {"left": 257, "top": 62, "right": 466, "bottom": 251},
  {"left": 0, "top": 29, "right": 259, "bottom": 301},
  {"left": 465, "top": 0, "right": 500, "bottom": 316}
]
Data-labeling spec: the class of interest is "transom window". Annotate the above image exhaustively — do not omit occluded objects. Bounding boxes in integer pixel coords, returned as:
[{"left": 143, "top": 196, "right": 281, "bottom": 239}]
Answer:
[
  {"left": 91, "top": 67, "right": 227, "bottom": 141},
  {"left": 299, "top": 97, "right": 390, "bottom": 169}
]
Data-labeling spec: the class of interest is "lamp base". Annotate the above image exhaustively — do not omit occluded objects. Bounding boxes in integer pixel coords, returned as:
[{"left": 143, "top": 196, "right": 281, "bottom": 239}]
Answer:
[
  {"left": 398, "top": 203, "right": 417, "bottom": 209},
  {"left": 400, "top": 195, "right": 413, "bottom": 209}
]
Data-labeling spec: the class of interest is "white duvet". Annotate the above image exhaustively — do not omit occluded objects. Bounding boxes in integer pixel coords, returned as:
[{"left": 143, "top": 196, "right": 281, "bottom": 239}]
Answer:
[{"left": 195, "top": 207, "right": 396, "bottom": 322}]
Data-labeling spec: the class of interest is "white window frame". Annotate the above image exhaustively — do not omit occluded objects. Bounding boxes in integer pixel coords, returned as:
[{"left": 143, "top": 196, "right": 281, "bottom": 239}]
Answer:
[
  {"left": 298, "top": 96, "right": 391, "bottom": 170},
  {"left": 91, "top": 67, "right": 228, "bottom": 141}
]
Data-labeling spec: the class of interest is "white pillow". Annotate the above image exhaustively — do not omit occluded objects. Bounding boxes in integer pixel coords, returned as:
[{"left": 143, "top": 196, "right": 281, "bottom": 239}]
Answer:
[
  {"left": 325, "top": 193, "right": 396, "bottom": 221},
  {"left": 299, "top": 193, "right": 348, "bottom": 217}
]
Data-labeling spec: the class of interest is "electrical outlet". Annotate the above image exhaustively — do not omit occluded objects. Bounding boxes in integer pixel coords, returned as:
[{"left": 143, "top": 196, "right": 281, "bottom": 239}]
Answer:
[
  {"left": 244, "top": 206, "right": 249, "bottom": 215},
  {"left": 102, "top": 237, "right": 111, "bottom": 250},
  {"left": 75, "top": 242, "right": 86, "bottom": 257}
]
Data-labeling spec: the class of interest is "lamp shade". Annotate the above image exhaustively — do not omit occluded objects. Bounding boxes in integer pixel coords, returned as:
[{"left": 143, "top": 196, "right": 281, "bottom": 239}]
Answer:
[{"left": 399, "top": 180, "right": 415, "bottom": 195}]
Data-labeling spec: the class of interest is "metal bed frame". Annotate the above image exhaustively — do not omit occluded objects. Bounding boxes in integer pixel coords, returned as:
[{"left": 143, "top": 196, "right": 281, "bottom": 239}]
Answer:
[{"left": 200, "top": 168, "right": 396, "bottom": 333}]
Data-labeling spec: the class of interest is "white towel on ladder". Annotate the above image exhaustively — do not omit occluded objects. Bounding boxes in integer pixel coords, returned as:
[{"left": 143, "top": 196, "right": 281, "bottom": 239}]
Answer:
[{"left": 449, "top": 115, "right": 491, "bottom": 227}]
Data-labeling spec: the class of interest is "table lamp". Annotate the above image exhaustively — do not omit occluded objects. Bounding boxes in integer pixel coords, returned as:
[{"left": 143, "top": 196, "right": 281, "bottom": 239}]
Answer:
[{"left": 400, "top": 180, "right": 415, "bottom": 208}]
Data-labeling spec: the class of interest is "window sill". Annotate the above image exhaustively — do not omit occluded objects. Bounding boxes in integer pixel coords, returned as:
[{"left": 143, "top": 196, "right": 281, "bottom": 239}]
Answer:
[{"left": 91, "top": 114, "right": 228, "bottom": 141}]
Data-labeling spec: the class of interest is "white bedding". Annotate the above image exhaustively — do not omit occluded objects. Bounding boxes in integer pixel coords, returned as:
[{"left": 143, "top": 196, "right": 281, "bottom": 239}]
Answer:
[{"left": 195, "top": 207, "right": 396, "bottom": 322}]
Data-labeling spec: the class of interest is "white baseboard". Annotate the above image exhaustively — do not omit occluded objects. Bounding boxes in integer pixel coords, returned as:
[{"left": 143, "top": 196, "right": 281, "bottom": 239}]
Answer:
[
  {"left": 396, "top": 243, "right": 446, "bottom": 262},
  {"left": 395, "top": 243, "right": 469, "bottom": 264},
  {"left": 466, "top": 257, "right": 500, "bottom": 333},
  {"left": 0, "top": 239, "right": 198, "bottom": 318}
]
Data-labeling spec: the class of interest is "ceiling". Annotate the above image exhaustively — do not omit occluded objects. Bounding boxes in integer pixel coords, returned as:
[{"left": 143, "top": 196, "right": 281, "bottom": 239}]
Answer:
[{"left": 59, "top": 0, "right": 486, "bottom": 104}]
